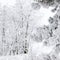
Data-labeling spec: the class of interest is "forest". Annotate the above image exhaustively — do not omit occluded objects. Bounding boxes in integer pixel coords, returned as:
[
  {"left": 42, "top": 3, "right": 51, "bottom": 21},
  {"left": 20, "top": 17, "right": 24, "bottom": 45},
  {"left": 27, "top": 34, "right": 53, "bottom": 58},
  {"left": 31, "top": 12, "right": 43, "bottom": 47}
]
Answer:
[{"left": 0, "top": 0, "right": 60, "bottom": 60}]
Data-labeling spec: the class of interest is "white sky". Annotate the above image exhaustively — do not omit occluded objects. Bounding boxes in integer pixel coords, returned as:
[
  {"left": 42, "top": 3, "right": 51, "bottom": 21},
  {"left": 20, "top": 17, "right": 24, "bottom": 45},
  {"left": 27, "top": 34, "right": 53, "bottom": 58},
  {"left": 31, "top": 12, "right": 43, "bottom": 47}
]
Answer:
[
  {"left": 0, "top": 0, "right": 16, "bottom": 7},
  {"left": 31, "top": 6, "right": 57, "bottom": 28}
]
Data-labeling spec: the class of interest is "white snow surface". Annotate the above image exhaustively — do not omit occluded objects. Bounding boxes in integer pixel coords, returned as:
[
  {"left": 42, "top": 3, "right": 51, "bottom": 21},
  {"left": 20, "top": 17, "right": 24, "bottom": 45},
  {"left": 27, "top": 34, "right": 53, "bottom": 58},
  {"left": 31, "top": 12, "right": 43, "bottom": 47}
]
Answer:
[
  {"left": 0, "top": 55, "right": 27, "bottom": 60},
  {"left": 29, "top": 40, "right": 54, "bottom": 57}
]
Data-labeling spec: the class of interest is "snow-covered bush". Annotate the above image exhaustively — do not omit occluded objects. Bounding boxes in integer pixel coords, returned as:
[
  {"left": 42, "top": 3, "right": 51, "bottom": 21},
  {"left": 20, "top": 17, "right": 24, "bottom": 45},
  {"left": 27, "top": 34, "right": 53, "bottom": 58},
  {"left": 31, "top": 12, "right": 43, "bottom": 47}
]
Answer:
[
  {"left": 54, "top": 43, "right": 60, "bottom": 54},
  {"left": 31, "top": 2, "right": 41, "bottom": 10}
]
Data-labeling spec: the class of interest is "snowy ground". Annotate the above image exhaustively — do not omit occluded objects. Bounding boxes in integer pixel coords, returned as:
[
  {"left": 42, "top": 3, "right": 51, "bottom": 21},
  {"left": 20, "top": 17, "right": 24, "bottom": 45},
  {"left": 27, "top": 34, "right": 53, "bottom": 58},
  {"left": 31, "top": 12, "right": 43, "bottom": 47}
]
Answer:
[{"left": 0, "top": 55, "right": 27, "bottom": 60}]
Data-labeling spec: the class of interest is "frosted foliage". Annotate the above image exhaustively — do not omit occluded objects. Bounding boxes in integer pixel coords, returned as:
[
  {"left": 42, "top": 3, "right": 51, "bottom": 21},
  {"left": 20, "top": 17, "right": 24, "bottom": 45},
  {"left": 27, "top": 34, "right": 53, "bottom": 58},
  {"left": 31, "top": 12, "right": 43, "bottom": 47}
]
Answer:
[
  {"left": 34, "top": 0, "right": 60, "bottom": 6},
  {"left": 31, "top": 26, "right": 51, "bottom": 43},
  {"left": 0, "top": 0, "right": 29, "bottom": 56}
]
